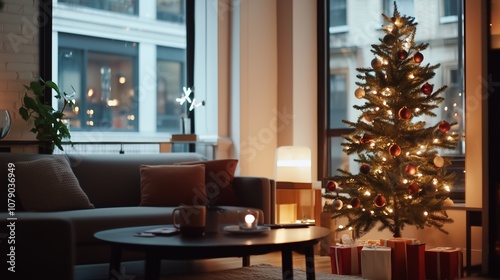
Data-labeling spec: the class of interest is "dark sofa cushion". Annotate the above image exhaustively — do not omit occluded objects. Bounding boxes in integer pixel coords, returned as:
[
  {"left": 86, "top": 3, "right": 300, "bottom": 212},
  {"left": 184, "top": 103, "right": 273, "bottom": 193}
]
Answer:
[{"left": 15, "top": 156, "right": 94, "bottom": 211}]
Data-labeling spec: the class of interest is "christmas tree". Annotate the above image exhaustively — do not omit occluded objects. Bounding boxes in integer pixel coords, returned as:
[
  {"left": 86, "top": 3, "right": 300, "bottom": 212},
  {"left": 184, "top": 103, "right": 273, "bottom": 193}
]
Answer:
[{"left": 323, "top": 3, "right": 458, "bottom": 238}]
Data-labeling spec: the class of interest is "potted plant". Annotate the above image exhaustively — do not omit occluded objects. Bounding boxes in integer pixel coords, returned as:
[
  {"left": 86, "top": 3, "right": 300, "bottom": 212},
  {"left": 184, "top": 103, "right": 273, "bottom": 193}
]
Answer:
[{"left": 19, "top": 79, "right": 76, "bottom": 153}]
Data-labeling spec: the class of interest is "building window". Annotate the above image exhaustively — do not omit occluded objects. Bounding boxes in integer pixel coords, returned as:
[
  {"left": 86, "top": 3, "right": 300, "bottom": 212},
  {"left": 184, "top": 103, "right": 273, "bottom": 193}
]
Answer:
[
  {"left": 157, "top": 0, "right": 185, "bottom": 23},
  {"left": 329, "top": 0, "right": 347, "bottom": 33},
  {"left": 444, "top": 0, "right": 459, "bottom": 17},
  {"left": 58, "top": 33, "right": 138, "bottom": 131},
  {"left": 58, "top": 0, "right": 138, "bottom": 15},
  {"left": 157, "top": 46, "right": 186, "bottom": 133},
  {"left": 329, "top": 73, "right": 347, "bottom": 129}
]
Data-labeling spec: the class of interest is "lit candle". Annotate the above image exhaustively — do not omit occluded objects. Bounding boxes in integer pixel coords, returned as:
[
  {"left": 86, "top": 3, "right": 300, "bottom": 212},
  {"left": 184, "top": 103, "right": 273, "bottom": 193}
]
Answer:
[
  {"left": 239, "top": 209, "right": 259, "bottom": 230},
  {"left": 244, "top": 214, "right": 255, "bottom": 228}
]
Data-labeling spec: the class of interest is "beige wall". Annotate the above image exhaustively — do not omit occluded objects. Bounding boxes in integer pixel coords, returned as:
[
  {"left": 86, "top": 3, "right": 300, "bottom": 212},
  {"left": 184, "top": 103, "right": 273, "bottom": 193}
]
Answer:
[{"left": 233, "top": 0, "right": 318, "bottom": 181}]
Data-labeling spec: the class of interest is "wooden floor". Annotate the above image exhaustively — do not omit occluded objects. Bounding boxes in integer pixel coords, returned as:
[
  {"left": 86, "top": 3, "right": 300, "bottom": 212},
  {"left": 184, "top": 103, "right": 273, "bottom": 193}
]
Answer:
[{"left": 76, "top": 251, "right": 495, "bottom": 280}]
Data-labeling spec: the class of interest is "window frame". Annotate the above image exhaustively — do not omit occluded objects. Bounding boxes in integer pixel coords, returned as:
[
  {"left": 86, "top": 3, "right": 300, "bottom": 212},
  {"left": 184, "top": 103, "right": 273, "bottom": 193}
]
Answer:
[{"left": 39, "top": 0, "right": 196, "bottom": 137}]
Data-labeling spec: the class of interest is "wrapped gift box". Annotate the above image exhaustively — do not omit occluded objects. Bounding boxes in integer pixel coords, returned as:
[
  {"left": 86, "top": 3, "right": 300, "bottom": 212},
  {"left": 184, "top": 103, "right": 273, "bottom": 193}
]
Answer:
[
  {"left": 380, "top": 237, "right": 420, "bottom": 246},
  {"left": 361, "top": 246, "right": 392, "bottom": 280},
  {"left": 380, "top": 238, "right": 421, "bottom": 280},
  {"left": 407, "top": 243, "right": 426, "bottom": 280},
  {"left": 330, "top": 245, "right": 363, "bottom": 275},
  {"left": 425, "top": 247, "right": 463, "bottom": 280}
]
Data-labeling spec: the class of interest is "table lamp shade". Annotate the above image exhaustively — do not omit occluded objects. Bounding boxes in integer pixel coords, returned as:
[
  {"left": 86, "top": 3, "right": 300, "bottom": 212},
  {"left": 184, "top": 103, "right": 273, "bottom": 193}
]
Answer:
[{"left": 275, "top": 146, "right": 311, "bottom": 183}]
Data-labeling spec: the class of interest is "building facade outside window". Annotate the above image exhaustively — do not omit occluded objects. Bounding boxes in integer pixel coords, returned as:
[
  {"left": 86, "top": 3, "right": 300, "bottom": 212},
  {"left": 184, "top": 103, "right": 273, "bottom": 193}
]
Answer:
[
  {"left": 58, "top": 0, "right": 138, "bottom": 15},
  {"left": 325, "top": 0, "right": 465, "bottom": 200}
]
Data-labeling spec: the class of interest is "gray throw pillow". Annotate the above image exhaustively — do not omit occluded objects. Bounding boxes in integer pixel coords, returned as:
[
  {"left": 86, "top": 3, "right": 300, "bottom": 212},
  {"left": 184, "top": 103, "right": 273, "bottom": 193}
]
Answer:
[{"left": 15, "top": 156, "right": 94, "bottom": 211}]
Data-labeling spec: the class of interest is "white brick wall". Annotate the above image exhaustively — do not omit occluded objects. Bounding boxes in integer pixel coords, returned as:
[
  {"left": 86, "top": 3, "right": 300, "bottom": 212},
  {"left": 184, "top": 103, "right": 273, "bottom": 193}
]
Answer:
[{"left": 0, "top": 0, "right": 38, "bottom": 148}]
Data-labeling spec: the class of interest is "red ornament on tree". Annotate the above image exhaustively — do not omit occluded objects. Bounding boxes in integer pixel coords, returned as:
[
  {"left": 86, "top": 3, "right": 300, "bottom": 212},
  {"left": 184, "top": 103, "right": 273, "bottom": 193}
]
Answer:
[
  {"left": 405, "top": 164, "right": 417, "bottom": 176},
  {"left": 397, "top": 49, "right": 408, "bottom": 60},
  {"left": 350, "top": 197, "right": 361, "bottom": 208},
  {"left": 439, "top": 120, "right": 451, "bottom": 133},
  {"left": 326, "top": 181, "right": 337, "bottom": 192},
  {"left": 374, "top": 194, "right": 386, "bottom": 207},
  {"left": 413, "top": 52, "right": 424, "bottom": 63},
  {"left": 408, "top": 182, "right": 420, "bottom": 195},
  {"left": 421, "top": 83, "right": 433, "bottom": 95},
  {"left": 360, "top": 133, "right": 374, "bottom": 144},
  {"left": 398, "top": 106, "right": 412, "bottom": 120},
  {"left": 360, "top": 164, "right": 371, "bottom": 174},
  {"left": 389, "top": 143, "right": 401, "bottom": 157}
]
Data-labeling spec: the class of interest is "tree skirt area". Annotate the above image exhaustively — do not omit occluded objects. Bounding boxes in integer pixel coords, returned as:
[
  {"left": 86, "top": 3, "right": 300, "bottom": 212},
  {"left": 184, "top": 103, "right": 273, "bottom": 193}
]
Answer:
[{"left": 152, "top": 264, "right": 367, "bottom": 280}]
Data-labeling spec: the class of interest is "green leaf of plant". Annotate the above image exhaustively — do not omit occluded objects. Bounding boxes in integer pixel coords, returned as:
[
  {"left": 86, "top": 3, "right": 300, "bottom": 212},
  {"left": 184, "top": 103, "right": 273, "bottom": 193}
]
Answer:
[
  {"left": 18, "top": 107, "right": 29, "bottom": 120},
  {"left": 23, "top": 95, "right": 38, "bottom": 110},
  {"left": 45, "top": 80, "right": 63, "bottom": 99},
  {"left": 29, "top": 81, "right": 43, "bottom": 94}
]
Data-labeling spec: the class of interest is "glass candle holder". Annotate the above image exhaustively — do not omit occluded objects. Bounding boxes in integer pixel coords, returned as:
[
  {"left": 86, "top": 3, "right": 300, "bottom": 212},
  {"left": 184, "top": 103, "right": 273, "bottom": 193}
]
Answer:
[
  {"left": 238, "top": 209, "right": 259, "bottom": 230},
  {"left": 0, "top": 110, "right": 11, "bottom": 139}
]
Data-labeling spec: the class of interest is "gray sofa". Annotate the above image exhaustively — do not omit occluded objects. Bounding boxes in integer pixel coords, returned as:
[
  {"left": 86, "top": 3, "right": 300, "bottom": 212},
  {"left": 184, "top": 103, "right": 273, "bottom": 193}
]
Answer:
[{"left": 0, "top": 153, "right": 275, "bottom": 280}]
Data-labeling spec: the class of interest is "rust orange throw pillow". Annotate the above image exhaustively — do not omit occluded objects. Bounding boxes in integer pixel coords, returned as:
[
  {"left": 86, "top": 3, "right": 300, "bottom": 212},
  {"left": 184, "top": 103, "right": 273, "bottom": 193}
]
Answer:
[
  {"left": 140, "top": 164, "right": 206, "bottom": 206},
  {"left": 177, "top": 159, "right": 239, "bottom": 206}
]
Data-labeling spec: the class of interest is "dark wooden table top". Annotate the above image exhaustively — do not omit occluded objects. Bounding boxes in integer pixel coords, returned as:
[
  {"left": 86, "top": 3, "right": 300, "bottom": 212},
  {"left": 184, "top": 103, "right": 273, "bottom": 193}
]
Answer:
[{"left": 94, "top": 225, "right": 331, "bottom": 259}]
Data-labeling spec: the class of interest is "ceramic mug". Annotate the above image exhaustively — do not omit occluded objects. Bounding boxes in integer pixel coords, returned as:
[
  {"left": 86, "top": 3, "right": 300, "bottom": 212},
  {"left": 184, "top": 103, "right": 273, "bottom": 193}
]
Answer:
[{"left": 173, "top": 205, "right": 206, "bottom": 237}]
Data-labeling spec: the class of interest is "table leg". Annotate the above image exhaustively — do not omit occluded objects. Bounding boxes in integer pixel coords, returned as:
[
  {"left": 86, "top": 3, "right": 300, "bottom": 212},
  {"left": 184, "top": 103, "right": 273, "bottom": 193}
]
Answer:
[
  {"left": 242, "top": 255, "right": 250, "bottom": 266},
  {"left": 304, "top": 245, "right": 316, "bottom": 280},
  {"left": 145, "top": 252, "right": 161, "bottom": 280},
  {"left": 108, "top": 246, "right": 122, "bottom": 280},
  {"left": 281, "top": 249, "right": 293, "bottom": 279}
]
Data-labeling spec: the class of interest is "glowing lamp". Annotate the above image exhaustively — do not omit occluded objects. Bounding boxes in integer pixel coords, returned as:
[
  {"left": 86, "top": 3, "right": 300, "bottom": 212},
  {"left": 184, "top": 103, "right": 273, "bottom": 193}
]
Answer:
[{"left": 275, "top": 146, "right": 312, "bottom": 189}]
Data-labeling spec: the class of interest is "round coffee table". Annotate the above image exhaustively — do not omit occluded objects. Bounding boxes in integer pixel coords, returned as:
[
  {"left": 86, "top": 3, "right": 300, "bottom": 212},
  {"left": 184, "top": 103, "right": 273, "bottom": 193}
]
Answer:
[{"left": 94, "top": 225, "right": 330, "bottom": 280}]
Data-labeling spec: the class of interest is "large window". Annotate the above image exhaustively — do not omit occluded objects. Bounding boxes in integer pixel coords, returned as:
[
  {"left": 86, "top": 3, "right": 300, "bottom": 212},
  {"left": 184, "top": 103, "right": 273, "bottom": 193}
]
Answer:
[
  {"left": 53, "top": 0, "right": 189, "bottom": 137},
  {"left": 322, "top": 0, "right": 465, "bottom": 200}
]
